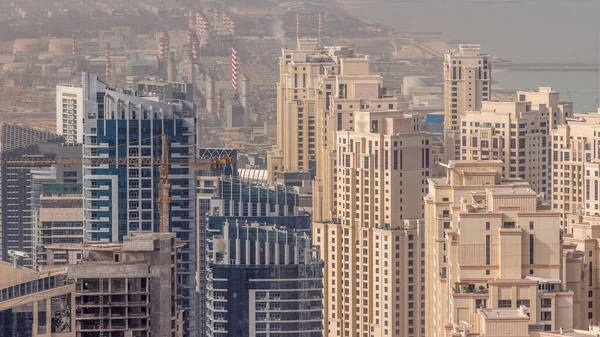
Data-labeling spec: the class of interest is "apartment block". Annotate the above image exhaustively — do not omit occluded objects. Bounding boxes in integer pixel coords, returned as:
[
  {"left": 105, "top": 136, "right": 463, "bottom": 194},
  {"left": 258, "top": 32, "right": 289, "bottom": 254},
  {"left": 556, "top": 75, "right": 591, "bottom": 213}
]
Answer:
[
  {"left": 516, "top": 87, "right": 573, "bottom": 129},
  {"left": 205, "top": 220, "right": 323, "bottom": 337},
  {"left": 424, "top": 161, "right": 573, "bottom": 337},
  {"left": 443, "top": 44, "right": 491, "bottom": 161},
  {"left": 562, "top": 211, "right": 600, "bottom": 329},
  {"left": 313, "top": 60, "right": 399, "bottom": 223},
  {"left": 460, "top": 100, "right": 550, "bottom": 197},
  {"left": 196, "top": 174, "right": 311, "bottom": 337},
  {"left": 44, "top": 233, "right": 180, "bottom": 337},
  {"left": 56, "top": 85, "right": 84, "bottom": 144},
  {"left": 551, "top": 112, "right": 600, "bottom": 227},
  {"left": 314, "top": 112, "right": 430, "bottom": 337},
  {"left": 36, "top": 183, "right": 84, "bottom": 266},
  {"left": 0, "top": 129, "right": 79, "bottom": 266},
  {"left": 81, "top": 72, "right": 198, "bottom": 336}
]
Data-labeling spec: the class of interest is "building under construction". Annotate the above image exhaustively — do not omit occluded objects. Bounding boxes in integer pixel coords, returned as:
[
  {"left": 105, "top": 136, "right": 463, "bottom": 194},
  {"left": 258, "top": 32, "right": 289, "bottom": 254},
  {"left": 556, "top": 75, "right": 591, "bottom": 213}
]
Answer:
[{"left": 44, "top": 233, "right": 182, "bottom": 337}]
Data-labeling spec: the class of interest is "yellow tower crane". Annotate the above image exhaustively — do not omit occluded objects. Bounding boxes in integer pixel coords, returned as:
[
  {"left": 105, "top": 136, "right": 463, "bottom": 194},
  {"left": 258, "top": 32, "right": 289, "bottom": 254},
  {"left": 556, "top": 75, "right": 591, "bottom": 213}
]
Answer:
[{"left": 0, "top": 134, "right": 232, "bottom": 233}]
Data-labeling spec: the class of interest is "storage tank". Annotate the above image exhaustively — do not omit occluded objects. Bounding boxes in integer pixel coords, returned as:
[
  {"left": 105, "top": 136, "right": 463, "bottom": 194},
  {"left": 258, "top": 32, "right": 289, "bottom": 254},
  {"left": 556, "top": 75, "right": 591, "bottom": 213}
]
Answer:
[{"left": 13, "top": 38, "right": 40, "bottom": 54}]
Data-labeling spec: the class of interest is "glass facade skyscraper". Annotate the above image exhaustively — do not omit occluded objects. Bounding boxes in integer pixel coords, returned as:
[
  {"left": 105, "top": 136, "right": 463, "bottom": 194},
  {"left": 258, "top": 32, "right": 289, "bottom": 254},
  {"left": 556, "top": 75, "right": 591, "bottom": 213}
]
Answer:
[
  {"left": 205, "top": 220, "right": 323, "bottom": 337},
  {"left": 81, "top": 72, "right": 198, "bottom": 336},
  {"left": 197, "top": 175, "right": 313, "bottom": 337}
]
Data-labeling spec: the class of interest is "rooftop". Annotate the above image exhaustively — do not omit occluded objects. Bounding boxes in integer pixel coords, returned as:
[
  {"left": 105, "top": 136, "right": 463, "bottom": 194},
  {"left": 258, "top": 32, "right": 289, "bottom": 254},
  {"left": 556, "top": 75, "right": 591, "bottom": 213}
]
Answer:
[{"left": 479, "top": 308, "right": 529, "bottom": 320}]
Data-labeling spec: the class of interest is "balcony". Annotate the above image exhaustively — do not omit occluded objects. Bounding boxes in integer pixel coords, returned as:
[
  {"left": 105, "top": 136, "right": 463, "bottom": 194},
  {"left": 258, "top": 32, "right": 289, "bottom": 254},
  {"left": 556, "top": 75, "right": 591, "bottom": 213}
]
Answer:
[{"left": 453, "top": 284, "right": 489, "bottom": 294}]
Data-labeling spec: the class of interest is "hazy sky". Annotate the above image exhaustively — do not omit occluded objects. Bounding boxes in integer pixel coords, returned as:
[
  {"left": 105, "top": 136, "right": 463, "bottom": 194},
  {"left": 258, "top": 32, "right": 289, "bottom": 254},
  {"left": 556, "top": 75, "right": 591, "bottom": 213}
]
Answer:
[{"left": 348, "top": 0, "right": 600, "bottom": 64}]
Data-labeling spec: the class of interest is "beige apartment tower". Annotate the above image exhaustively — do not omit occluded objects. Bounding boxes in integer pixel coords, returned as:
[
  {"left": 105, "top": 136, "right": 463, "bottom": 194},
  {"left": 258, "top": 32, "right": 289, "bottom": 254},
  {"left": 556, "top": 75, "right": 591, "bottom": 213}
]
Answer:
[
  {"left": 443, "top": 44, "right": 491, "bottom": 161},
  {"left": 460, "top": 100, "right": 550, "bottom": 197},
  {"left": 314, "top": 112, "right": 430, "bottom": 337},
  {"left": 425, "top": 161, "right": 573, "bottom": 337},
  {"left": 551, "top": 112, "right": 600, "bottom": 227}
]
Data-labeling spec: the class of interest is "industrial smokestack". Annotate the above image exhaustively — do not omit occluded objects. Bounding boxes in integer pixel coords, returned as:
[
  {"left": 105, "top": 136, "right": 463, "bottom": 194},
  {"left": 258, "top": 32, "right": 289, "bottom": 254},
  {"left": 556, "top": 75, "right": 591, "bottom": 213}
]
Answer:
[
  {"left": 158, "top": 29, "right": 169, "bottom": 61},
  {"left": 187, "top": 50, "right": 195, "bottom": 85},
  {"left": 105, "top": 41, "right": 111, "bottom": 82},
  {"left": 296, "top": 12, "right": 300, "bottom": 43},
  {"left": 72, "top": 33, "right": 77, "bottom": 56},
  {"left": 167, "top": 51, "right": 176, "bottom": 82},
  {"left": 231, "top": 47, "right": 238, "bottom": 93},
  {"left": 213, "top": 8, "right": 220, "bottom": 26},
  {"left": 318, "top": 13, "right": 322, "bottom": 49},
  {"left": 192, "top": 33, "right": 200, "bottom": 64},
  {"left": 240, "top": 74, "right": 249, "bottom": 111},
  {"left": 196, "top": 10, "right": 207, "bottom": 37},
  {"left": 188, "top": 8, "right": 196, "bottom": 31},
  {"left": 206, "top": 74, "right": 215, "bottom": 114},
  {"left": 240, "top": 74, "right": 249, "bottom": 127}
]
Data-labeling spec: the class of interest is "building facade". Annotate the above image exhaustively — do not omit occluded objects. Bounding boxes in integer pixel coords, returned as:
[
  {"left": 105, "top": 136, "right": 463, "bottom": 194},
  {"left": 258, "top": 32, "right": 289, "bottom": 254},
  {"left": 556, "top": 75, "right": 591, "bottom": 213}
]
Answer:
[
  {"left": 44, "top": 233, "right": 180, "bottom": 337},
  {"left": 460, "top": 101, "right": 550, "bottom": 197},
  {"left": 81, "top": 72, "right": 198, "bottom": 336},
  {"left": 0, "top": 125, "right": 78, "bottom": 266},
  {"left": 196, "top": 174, "right": 311, "bottom": 337},
  {"left": 313, "top": 112, "right": 430, "bottom": 337},
  {"left": 205, "top": 220, "right": 323, "bottom": 337},
  {"left": 35, "top": 183, "right": 84, "bottom": 266},
  {"left": 267, "top": 40, "right": 357, "bottom": 183},
  {"left": 551, "top": 112, "right": 600, "bottom": 227},
  {"left": 443, "top": 44, "right": 491, "bottom": 161},
  {"left": 56, "top": 85, "right": 84, "bottom": 145},
  {"left": 516, "top": 87, "right": 573, "bottom": 130},
  {"left": 424, "top": 161, "right": 573, "bottom": 337}
]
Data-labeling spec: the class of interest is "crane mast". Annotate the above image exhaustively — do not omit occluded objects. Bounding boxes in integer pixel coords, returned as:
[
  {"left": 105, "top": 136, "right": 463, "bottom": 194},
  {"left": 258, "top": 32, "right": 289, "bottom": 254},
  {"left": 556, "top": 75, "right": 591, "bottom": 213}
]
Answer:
[{"left": 158, "top": 134, "right": 172, "bottom": 233}]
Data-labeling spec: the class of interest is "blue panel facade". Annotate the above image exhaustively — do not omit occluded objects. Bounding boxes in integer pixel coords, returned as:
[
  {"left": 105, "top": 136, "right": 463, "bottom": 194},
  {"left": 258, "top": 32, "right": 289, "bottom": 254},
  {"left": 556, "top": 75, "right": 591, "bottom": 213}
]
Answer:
[
  {"left": 205, "top": 221, "right": 323, "bottom": 337},
  {"left": 82, "top": 72, "right": 198, "bottom": 337}
]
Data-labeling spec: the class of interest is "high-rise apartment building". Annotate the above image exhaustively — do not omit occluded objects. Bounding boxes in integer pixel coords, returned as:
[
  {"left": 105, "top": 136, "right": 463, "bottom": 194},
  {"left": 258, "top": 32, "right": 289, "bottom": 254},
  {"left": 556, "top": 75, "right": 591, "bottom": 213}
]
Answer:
[
  {"left": 205, "top": 220, "right": 323, "bottom": 337},
  {"left": 424, "top": 161, "right": 573, "bottom": 337},
  {"left": 0, "top": 125, "right": 79, "bottom": 266},
  {"left": 516, "top": 87, "right": 573, "bottom": 129},
  {"left": 313, "top": 58, "right": 398, "bottom": 223},
  {"left": 551, "top": 112, "right": 600, "bottom": 227},
  {"left": 56, "top": 85, "right": 84, "bottom": 144},
  {"left": 267, "top": 40, "right": 350, "bottom": 182},
  {"left": 460, "top": 100, "right": 550, "bottom": 196},
  {"left": 196, "top": 173, "right": 311, "bottom": 337},
  {"left": 562, "top": 214, "right": 600, "bottom": 329},
  {"left": 35, "top": 183, "right": 84, "bottom": 266},
  {"left": 313, "top": 112, "right": 430, "bottom": 337},
  {"left": 81, "top": 72, "right": 198, "bottom": 336},
  {"left": 443, "top": 44, "right": 491, "bottom": 161}
]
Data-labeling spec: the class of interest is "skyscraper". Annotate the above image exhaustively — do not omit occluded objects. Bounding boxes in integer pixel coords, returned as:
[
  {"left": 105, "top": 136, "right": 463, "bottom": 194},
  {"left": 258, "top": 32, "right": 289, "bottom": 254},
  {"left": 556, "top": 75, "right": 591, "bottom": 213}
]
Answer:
[
  {"left": 196, "top": 173, "right": 311, "bottom": 337},
  {"left": 56, "top": 85, "right": 84, "bottom": 145},
  {"left": 313, "top": 112, "right": 430, "bottom": 337},
  {"left": 0, "top": 124, "right": 70, "bottom": 266},
  {"left": 460, "top": 100, "right": 550, "bottom": 196},
  {"left": 424, "top": 161, "right": 573, "bottom": 337},
  {"left": 266, "top": 40, "right": 359, "bottom": 183},
  {"left": 443, "top": 44, "right": 491, "bottom": 161},
  {"left": 81, "top": 72, "right": 198, "bottom": 336},
  {"left": 551, "top": 112, "right": 600, "bottom": 227},
  {"left": 205, "top": 220, "right": 323, "bottom": 337}
]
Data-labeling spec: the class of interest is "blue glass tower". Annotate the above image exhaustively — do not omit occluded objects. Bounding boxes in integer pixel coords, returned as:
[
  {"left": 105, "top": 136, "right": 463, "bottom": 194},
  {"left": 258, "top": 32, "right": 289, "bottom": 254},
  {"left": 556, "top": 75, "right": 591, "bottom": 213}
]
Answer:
[{"left": 81, "top": 72, "right": 198, "bottom": 336}]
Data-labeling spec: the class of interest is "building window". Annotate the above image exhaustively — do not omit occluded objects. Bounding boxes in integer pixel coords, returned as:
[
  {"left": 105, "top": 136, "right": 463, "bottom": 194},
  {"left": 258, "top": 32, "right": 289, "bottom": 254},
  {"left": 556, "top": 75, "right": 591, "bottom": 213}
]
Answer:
[
  {"left": 498, "top": 300, "right": 512, "bottom": 308},
  {"left": 541, "top": 312, "right": 552, "bottom": 321},
  {"left": 529, "top": 221, "right": 534, "bottom": 230}
]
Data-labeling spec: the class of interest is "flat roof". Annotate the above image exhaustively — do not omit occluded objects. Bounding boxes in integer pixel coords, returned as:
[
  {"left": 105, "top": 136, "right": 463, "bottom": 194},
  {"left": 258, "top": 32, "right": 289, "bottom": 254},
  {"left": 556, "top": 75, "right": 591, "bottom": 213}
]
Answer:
[{"left": 480, "top": 308, "right": 528, "bottom": 319}]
